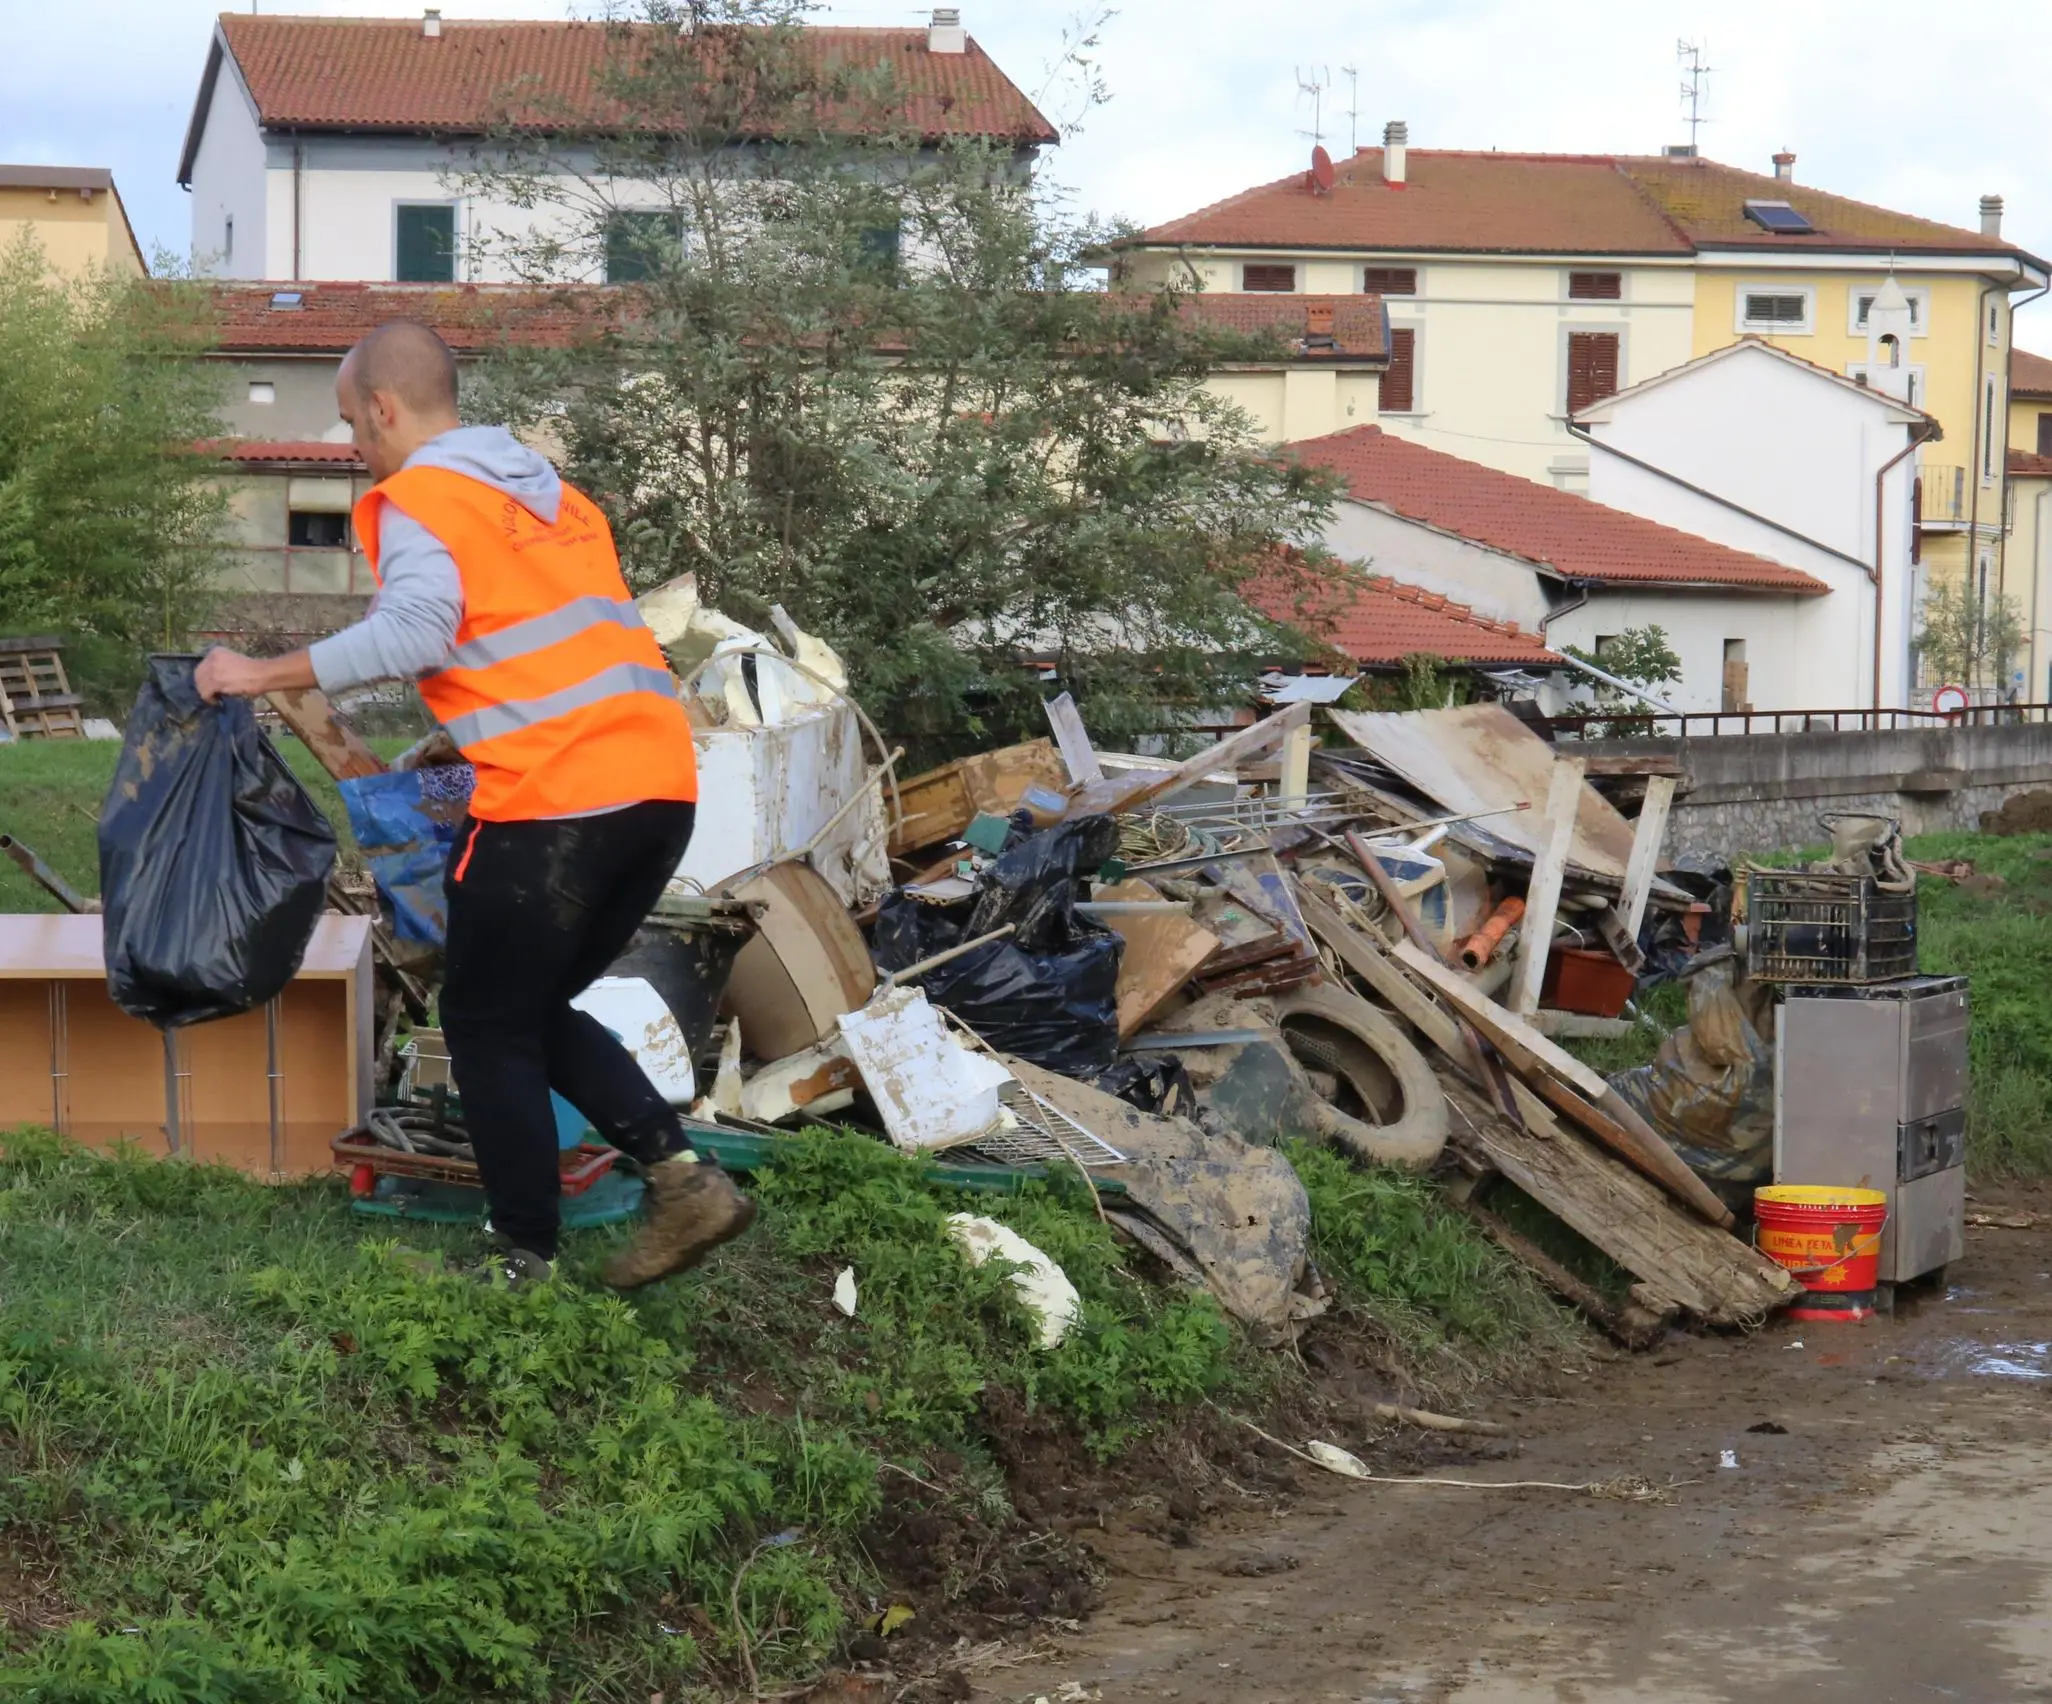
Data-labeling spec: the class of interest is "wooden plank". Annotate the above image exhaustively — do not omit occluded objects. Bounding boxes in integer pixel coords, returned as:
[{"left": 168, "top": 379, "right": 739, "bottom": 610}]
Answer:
[
  {"left": 1044, "top": 692, "right": 1104, "bottom": 785},
  {"left": 1279, "top": 717, "right": 1312, "bottom": 803},
  {"left": 1511, "top": 754, "right": 1585, "bottom": 1016},
  {"left": 1580, "top": 753, "right": 1682, "bottom": 779},
  {"left": 266, "top": 687, "right": 387, "bottom": 781},
  {"left": 1461, "top": 1181, "right": 1675, "bottom": 1349},
  {"left": 1059, "top": 702, "right": 1310, "bottom": 822},
  {"left": 1099, "top": 879, "right": 1221, "bottom": 1037},
  {"left": 1442, "top": 1077, "right": 1793, "bottom": 1326},
  {"left": 1395, "top": 935, "right": 1610, "bottom": 1099},
  {"left": 1389, "top": 933, "right": 1732, "bottom": 1227},
  {"left": 1618, "top": 773, "right": 1678, "bottom": 941}
]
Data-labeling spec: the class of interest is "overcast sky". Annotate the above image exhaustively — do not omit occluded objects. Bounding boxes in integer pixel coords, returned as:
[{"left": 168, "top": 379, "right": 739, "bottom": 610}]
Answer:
[{"left": 6, "top": 0, "right": 2052, "bottom": 349}]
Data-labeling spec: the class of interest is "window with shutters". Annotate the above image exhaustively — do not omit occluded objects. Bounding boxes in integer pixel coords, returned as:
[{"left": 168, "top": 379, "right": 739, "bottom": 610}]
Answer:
[
  {"left": 1849, "top": 286, "right": 1928, "bottom": 334},
  {"left": 605, "top": 210, "right": 684, "bottom": 282},
  {"left": 1242, "top": 262, "right": 1296, "bottom": 292},
  {"left": 1568, "top": 270, "right": 1622, "bottom": 300},
  {"left": 1736, "top": 286, "right": 1813, "bottom": 333},
  {"left": 1565, "top": 331, "right": 1620, "bottom": 414},
  {"left": 1380, "top": 327, "right": 1416, "bottom": 412},
  {"left": 395, "top": 203, "right": 456, "bottom": 283},
  {"left": 1362, "top": 266, "right": 1416, "bottom": 295},
  {"left": 2037, "top": 413, "right": 2052, "bottom": 457}
]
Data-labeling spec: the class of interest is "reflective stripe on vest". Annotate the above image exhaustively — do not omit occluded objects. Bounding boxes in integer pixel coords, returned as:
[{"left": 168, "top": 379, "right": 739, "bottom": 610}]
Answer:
[
  {"left": 440, "top": 660, "right": 682, "bottom": 748},
  {"left": 432, "top": 595, "right": 648, "bottom": 675}
]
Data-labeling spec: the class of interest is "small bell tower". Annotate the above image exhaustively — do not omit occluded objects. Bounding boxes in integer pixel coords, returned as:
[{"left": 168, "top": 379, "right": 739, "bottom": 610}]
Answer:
[{"left": 1865, "top": 272, "right": 1915, "bottom": 402}]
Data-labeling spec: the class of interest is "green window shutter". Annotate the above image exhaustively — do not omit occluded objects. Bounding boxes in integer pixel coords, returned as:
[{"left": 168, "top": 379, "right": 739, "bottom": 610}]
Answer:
[
  {"left": 605, "top": 210, "right": 682, "bottom": 283},
  {"left": 396, "top": 204, "right": 455, "bottom": 283}
]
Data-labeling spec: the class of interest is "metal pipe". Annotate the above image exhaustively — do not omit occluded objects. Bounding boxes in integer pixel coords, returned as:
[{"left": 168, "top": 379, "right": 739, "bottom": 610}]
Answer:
[
  {"left": 877, "top": 923, "right": 1016, "bottom": 991},
  {"left": 0, "top": 834, "right": 94, "bottom": 914},
  {"left": 1556, "top": 651, "right": 1683, "bottom": 716},
  {"left": 1873, "top": 434, "right": 1924, "bottom": 711}
]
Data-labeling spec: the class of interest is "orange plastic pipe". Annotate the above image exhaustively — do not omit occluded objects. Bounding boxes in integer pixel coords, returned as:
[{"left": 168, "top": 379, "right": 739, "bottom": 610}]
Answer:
[{"left": 1459, "top": 897, "right": 1526, "bottom": 970}]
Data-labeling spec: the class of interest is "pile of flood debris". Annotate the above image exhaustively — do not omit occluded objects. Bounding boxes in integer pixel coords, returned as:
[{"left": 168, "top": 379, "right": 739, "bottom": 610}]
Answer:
[{"left": 228, "top": 577, "right": 1804, "bottom": 1346}]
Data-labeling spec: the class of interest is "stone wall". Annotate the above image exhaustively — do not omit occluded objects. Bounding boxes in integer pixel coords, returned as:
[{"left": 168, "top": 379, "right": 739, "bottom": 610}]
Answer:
[{"left": 1572, "top": 721, "right": 2052, "bottom": 856}]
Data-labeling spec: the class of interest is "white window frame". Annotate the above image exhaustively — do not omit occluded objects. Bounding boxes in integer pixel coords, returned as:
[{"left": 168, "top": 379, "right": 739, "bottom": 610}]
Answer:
[
  {"left": 1990, "top": 300, "right": 2004, "bottom": 347},
  {"left": 1984, "top": 372, "right": 2002, "bottom": 484},
  {"left": 1845, "top": 361, "right": 1927, "bottom": 407},
  {"left": 247, "top": 380, "right": 276, "bottom": 406},
  {"left": 1847, "top": 284, "right": 1930, "bottom": 337},
  {"left": 1735, "top": 283, "right": 1815, "bottom": 335}
]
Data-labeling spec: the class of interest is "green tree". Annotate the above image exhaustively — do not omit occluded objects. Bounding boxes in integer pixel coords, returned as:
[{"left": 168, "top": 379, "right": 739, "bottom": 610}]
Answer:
[
  {"left": 1563, "top": 625, "right": 1680, "bottom": 736},
  {"left": 1912, "top": 573, "right": 2025, "bottom": 693},
  {"left": 0, "top": 237, "right": 227, "bottom": 674},
  {"left": 458, "top": 0, "right": 1335, "bottom": 763}
]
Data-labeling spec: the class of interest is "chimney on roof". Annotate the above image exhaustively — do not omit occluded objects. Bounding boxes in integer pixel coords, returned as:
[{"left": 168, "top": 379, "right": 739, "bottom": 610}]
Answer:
[
  {"left": 423, "top": 8, "right": 442, "bottom": 37},
  {"left": 1382, "top": 121, "right": 1408, "bottom": 187},
  {"left": 1772, "top": 149, "right": 1795, "bottom": 182},
  {"left": 928, "top": 8, "right": 966, "bottom": 53},
  {"left": 1982, "top": 194, "right": 2005, "bottom": 238}
]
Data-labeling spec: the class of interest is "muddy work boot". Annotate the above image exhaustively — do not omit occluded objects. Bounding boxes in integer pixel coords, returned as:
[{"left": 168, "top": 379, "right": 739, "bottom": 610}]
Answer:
[{"left": 602, "top": 1158, "right": 757, "bottom": 1289}]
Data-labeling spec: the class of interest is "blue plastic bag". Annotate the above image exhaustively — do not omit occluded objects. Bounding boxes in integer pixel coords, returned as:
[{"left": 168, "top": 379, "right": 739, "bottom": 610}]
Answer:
[{"left": 337, "top": 764, "right": 476, "bottom": 946}]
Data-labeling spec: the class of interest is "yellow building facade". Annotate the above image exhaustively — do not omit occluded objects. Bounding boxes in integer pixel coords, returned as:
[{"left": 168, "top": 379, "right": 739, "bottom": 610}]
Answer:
[{"left": 0, "top": 165, "right": 145, "bottom": 278}]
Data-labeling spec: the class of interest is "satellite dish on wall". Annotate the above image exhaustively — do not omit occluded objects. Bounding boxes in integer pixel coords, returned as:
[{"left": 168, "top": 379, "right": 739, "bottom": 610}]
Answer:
[{"left": 1310, "top": 145, "right": 1336, "bottom": 193}]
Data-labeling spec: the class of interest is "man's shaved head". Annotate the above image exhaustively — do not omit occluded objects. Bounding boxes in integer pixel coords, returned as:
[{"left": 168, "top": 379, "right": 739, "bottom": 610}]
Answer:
[
  {"left": 344, "top": 320, "right": 459, "bottom": 415},
  {"left": 336, "top": 320, "right": 462, "bottom": 480}
]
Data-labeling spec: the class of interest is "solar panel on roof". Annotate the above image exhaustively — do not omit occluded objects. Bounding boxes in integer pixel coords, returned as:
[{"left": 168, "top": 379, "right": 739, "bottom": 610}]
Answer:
[{"left": 1744, "top": 200, "right": 1815, "bottom": 234}]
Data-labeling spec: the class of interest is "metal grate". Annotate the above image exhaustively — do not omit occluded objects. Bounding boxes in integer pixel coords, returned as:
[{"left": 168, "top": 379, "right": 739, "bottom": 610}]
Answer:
[{"left": 956, "top": 1082, "right": 1128, "bottom": 1170}]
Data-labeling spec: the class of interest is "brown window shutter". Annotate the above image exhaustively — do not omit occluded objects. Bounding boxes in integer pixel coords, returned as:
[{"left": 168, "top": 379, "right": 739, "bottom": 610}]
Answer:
[
  {"left": 1566, "top": 331, "right": 1620, "bottom": 414},
  {"left": 1380, "top": 327, "right": 1416, "bottom": 412},
  {"left": 2038, "top": 413, "right": 2052, "bottom": 457},
  {"left": 1243, "top": 263, "right": 1296, "bottom": 292},
  {"left": 1362, "top": 266, "right": 1417, "bottom": 295},
  {"left": 1568, "top": 271, "right": 1622, "bottom": 300}
]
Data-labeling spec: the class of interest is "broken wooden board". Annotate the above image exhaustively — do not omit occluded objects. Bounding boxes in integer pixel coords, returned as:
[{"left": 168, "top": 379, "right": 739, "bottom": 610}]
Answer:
[
  {"left": 1327, "top": 702, "right": 1635, "bottom": 882},
  {"left": 1294, "top": 884, "right": 1781, "bottom": 1322},
  {"left": 1391, "top": 936, "right": 1732, "bottom": 1229},
  {"left": 1059, "top": 702, "right": 1310, "bottom": 822},
  {"left": 1444, "top": 1078, "right": 1794, "bottom": 1327},
  {"left": 888, "top": 739, "right": 1070, "bottom": 857},
  {"left": 1099, "top": 879, "right": 1221, "bottom": 1037},
  {"left": 266, "top": 687, "right": 388, "bottom": 781}
]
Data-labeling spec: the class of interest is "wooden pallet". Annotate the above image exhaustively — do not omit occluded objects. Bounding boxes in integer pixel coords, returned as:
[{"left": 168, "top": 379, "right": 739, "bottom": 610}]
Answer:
[{"left": 0, "top": 637, "right": 85, "bottom": 739}]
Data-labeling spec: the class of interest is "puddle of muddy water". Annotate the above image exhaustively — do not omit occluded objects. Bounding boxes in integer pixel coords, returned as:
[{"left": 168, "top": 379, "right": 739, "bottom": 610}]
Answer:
[{"left": 1914, "top": 1339, "right": 2052, "bottom": 1380}]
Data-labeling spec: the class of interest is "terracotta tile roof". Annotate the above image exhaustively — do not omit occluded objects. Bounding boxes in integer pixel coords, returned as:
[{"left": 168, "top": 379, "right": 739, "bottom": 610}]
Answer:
[
  {"left": 1246, "top": 553, "right": 1562, "bottom": 665},
  {"left": 194, "top": 14, "right": 1053, "bottom": 163},
  {"left": 1134, "top": 149, "right": 2027, "bottom": 262},
  {"left": 2008, "top": 449, "right": 2052, "bottom": 478},
  {"left": 2014, "top": 349, "right": 2052, "bottom": 399},
  {"left": 1290, "top": 425, "right": 1830, "bottom": 594},
  {"left": 1170, "top": 292, "right": 1387, "bottom": 360},
  {"left": 200, "top": 282, "right": 606, "bottom": 353},
  {"left": 209, "top": 439, "right": 364, "bottom": 466}
]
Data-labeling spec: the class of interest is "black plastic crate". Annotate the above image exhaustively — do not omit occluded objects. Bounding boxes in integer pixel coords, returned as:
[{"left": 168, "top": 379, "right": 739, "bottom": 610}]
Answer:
[{"left": 1745, "top": 869, "right": 1917, "bottom": 985}]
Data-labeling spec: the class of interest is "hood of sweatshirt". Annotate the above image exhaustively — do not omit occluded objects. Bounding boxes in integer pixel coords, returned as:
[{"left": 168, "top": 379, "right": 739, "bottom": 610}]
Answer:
[{"left": 404, "top": 425, "right": 563, "bottom": 524}]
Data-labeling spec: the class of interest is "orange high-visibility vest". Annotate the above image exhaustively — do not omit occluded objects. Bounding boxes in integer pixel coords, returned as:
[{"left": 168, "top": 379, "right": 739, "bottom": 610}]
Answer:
[{"left": 354, "top": 465, "right": 696, "bottom": 822}]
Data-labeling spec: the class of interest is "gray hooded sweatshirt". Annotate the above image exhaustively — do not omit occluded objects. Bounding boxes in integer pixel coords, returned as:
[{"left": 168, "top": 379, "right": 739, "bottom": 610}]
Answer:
[{"left": 308, "top": 425, "right": 564, "bottom": 694}]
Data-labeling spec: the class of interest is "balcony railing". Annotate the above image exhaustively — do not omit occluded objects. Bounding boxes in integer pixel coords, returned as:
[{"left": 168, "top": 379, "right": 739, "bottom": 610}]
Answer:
[{"left": 1549, "top": 703, "right": 2052, "bottom": 740}]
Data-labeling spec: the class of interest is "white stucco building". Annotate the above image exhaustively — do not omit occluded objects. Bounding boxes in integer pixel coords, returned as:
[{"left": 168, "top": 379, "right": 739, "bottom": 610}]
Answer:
[
  {"left": 1575, "top": 336, "right": 1935, "bottom": 713},
  {"left": 1285, "top": 424, "right": 1841, "bottom": 716},
  {"left": 177, "top": 9, "right": 1055, "bottom": 283}
]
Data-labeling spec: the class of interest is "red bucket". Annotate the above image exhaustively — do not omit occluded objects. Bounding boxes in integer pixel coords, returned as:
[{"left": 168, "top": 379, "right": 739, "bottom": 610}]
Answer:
[{"left": 1753, "top": 1185, "right": 1889, "bottom": 1322}]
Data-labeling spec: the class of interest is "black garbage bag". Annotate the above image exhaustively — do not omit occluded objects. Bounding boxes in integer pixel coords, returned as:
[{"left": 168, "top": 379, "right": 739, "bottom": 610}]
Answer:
[
  {"left": 871, "top": 814, "right": 1123, "bottom": 1079},
  {"left": 99, "top": 655, "right": 338, "bottom": 1029}
]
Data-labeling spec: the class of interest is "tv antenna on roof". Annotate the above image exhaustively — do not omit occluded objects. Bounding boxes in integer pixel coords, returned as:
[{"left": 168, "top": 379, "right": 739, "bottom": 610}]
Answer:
[
  {"left": 1296, "top": 65, "right": 1330, "bottom": 148},
  {"left": 1677, "top": 39, "right": 1713, "bottom": 152},
  {"left": 1341, "top": 64, "right": 1361, "bottom": 154}
]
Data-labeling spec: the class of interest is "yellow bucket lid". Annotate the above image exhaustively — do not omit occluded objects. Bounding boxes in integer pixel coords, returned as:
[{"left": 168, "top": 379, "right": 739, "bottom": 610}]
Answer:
[{"left": 1755, "top": 1184, "right": 1888, "bottom": 1209}]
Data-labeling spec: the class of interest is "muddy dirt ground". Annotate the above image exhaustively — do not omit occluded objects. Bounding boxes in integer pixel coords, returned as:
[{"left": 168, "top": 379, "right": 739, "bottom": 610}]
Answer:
[{"left": 975, "top": 1186, "right": 2052, "bottom": 1704}]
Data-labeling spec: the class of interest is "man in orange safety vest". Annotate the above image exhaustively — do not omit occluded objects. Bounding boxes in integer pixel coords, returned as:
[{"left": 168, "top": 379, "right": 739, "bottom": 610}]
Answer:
[{"left": 197, "top": 320, "right": 753, "bottom": 1289}]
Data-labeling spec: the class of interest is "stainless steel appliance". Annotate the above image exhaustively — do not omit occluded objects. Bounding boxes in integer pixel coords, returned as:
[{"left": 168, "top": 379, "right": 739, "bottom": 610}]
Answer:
[{"left": 1772, "top": 974, "right": 1968, "bottom": 1285}]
